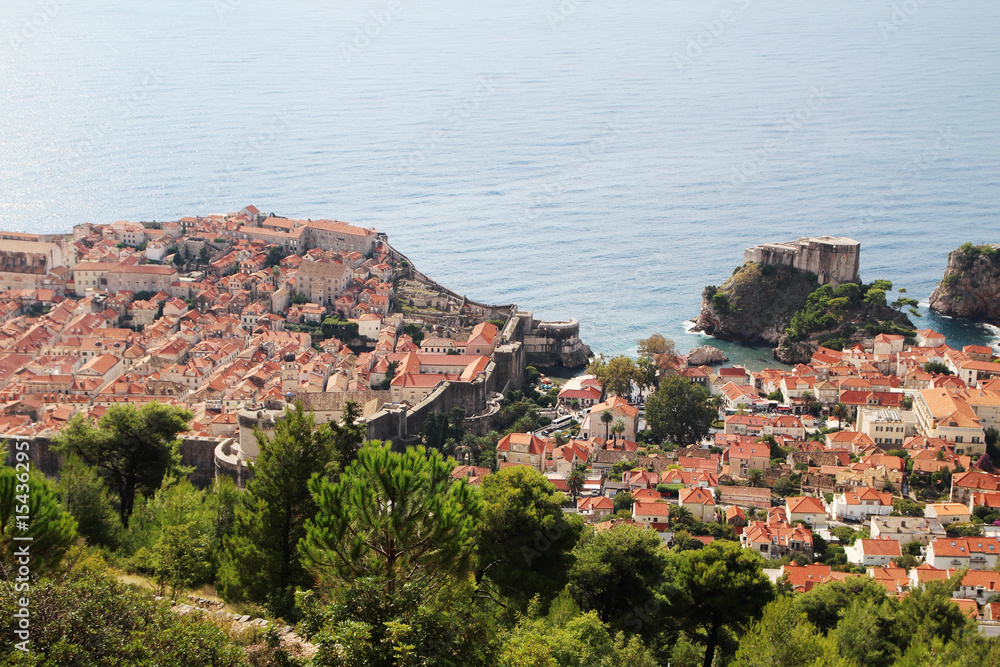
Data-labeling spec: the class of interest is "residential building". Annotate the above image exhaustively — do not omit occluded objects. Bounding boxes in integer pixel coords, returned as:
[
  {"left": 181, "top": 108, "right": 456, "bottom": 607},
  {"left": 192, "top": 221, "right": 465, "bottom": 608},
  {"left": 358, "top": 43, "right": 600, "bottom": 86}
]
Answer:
[
  {"left": 496, "top": 433, "right": 547, "bottom": 472},
  {"left": 786, "top": 496, "right": 827, "bottom": 528},
  {"left": 741, "top": 520, "right": 814, "bottom": 560},
  {"left": 913, "top": 388, "right": 986, "bottom": 456},
  {"left": 926, "top": 537, "right": 1000, "bottom": 570},
  {"left": 870, "top": 516, "right": 946, "bottom": 545},
  {"left": 847, "top": 539, "right": 901, "bottom": 567},
  {"left": 633, "top": 501, "right": 670, "bottom": 528},
  {"left": 678, "top": 487, "right": 716, "bottom": 523},
  {"left": 925, "top": 503, "right": 971, "bottom": 526},
  {"left": 726, "top": 441, "right": 770, "bottom": 479},
  {"left": 577, "top": 495, "right": 615, "bottom": 521},
  {"left": 856, "top": 407, "right": 907, "bottom": 447},
  {"left": 295, "top": 261, "right": 351, "bottom": 307},
  {"left": 580, "top": 396, "right": 639, "bottom": 441},
  {"left": 829, "top": 487, "right": 893, "bottom": 522}
]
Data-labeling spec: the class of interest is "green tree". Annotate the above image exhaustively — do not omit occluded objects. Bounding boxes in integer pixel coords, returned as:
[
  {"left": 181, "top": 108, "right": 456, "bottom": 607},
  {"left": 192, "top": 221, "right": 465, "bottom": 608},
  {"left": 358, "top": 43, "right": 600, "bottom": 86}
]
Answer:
[
  {"left": 0, "top": 570, "right": 250, "bottom": 666},
  {"left": 924, "top": 361, "right": 953, "bottom": 375},
  {"left": 670, "top": 504, "right": 695, "bottom": 529},
  {"left": 322, "top": 318, "right": 359, "bottom": 341},
  {"left": 746, "top": 468, "right": 766, "bottom": 488},
  {"left": 664, "top": 540, "right": 775, "bottom": 667},
  {"left": 380, "top": 359, "right": 399, "bottom": 390},
  {"left": 772, "top": 476, "right": 795, "bottom": 497},
  {"left": 0, "top": 468, "right": 77, "bottom": 576},
  {"left": 613, "top": 491, "right": 634, "bottom": 513},
  {"left": 199, "top": 245, "right": 209, "bottom": 265},
  {"left": 56, "top": 454, "right": 122, "bottom": 548},
  {"left": 331, "top": 400, "right": 367, "bottom": 468},
  {"left": 305, "top": 579, "right": 496, "bottom": 667},
  {"left": 893, "top": 498, "right": 925, "bottom": 517},
  {"left": 794, "top": 576, "right": 891, "bottom": 633},
  {"left": 567, "top": 522, "right": 668, "bottom": 636},
  {"left": 498, "top": 594, "right": 659, "bottom": 667},
  {"left": 151, "top": 522, "right": 213, "bottom": 600},
  {"left": 645, "top": 376, "right": 715, "bottom": 446},
  {"left": 835, "top": 596, "right": 900, "bottom": 667},
  {"left": 600, "top": 409, "right": 614, "bottom": 441},
  {"left": 610, "top": 419, "right": 625, "bottom": 442},
  {"left": 637, "top": 333, "right": 675, "bottom": 362},
  {"left": 636, "top": 358, "right": 659, "bottom": 392},
  {"left": 301, "top": 443, "right": 481, "bottom": 598},
  {"left": 731, "top": 596, "right": 833, "bottom": 667},
  {"left": 264, "top": 245, "right": 285, "bottom": 267},
  {"left": 891, "top": 287, "right": 920, "bottom": 312},
  {"left": 637, "top": 333, "right": 677, "bottom": 379},
  {"left": 588, "top": 355, "right": 639, "bottom": 398},
  {"left": 476, "top": 466, "right": 583, "bottom": 610},
  {"left": 567, "top": 463, "right": 587, "bottom": 502},
  {"left": 219, "top": 401, "right": 337, "bottom": 616},
  {"left": 52, "top": 402, "right": 193, "bottom": 527}
]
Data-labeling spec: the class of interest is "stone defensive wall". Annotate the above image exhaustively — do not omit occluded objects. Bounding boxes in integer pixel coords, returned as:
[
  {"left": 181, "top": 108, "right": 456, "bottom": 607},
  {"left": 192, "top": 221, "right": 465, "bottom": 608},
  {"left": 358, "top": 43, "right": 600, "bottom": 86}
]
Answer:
[
  {"left": 364, "top": 308, "right": 528, "bottom": 443},
  {"left": 382, "top": 239, "right": 513, "bottom": 320},
  {"left": 521, "top": 313, "right": 590, "bottom": 367},
  {"left": 743, "top": 236, "right": 860, "bottom": 286},
  {"left": 4, "top": 434, "right": 227, "bottom": 490}
]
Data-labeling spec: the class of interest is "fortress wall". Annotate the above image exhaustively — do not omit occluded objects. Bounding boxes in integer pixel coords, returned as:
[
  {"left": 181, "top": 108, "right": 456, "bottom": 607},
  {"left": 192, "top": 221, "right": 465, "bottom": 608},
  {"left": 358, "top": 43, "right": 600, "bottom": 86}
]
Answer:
[
  {"left": 180, "top": 436, "right": 225, "bottom": 488},
  {"left": 744, "top": 237, "right": 860, "bottom": 285},
  {"left": 4, "top": 436, "right": 61, "bottom": 477}
]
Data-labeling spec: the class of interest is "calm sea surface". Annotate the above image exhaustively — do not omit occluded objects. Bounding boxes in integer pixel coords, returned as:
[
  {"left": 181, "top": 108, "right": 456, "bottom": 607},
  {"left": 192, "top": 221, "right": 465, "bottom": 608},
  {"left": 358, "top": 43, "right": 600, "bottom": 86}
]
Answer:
[{"left": 2, "top": 0, "right": 999, "bottom": 368}]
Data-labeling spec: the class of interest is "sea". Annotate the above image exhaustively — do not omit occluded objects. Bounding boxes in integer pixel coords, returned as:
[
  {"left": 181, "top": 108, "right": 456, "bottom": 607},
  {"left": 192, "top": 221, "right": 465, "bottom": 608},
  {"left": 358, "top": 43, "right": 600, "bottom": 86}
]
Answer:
[{"left": 2, "top": 0, "right": 998, "bottom": 370}]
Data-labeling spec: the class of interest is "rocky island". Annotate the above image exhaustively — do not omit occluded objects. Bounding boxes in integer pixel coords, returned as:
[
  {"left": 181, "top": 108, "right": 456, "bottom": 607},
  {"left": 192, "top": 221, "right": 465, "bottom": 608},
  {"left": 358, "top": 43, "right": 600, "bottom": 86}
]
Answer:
[
  {"left": 929, "top": 242, "right": 1000, "bottom": 324},
  {"left": 693, "top": 236, "right": 916, "bottom": 363}
]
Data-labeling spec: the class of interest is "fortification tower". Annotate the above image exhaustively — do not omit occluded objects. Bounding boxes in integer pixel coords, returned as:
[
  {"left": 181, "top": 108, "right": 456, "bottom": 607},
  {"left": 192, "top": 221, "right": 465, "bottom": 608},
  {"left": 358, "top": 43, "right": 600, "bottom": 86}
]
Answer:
[{"left": 743, "top": 236, "right": 860, "bottom": 286}]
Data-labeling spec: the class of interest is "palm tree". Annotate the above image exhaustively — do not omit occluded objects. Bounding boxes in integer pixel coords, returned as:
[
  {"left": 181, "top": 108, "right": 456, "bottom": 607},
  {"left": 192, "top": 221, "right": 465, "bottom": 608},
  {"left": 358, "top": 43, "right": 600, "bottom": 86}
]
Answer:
[
  {"left": 746, "top": 468, "right": 766, "bottom": 488},
  {"left": 610, "top": 419, "right": 625, "bottom": 443},
  {"left": 832, "top": 402, "right": 849, "bottom": 423},
  {"left": 600, "top": 410, "right": 613, "bottom": 441},
  {"left": 670, "top": 505, "right": 694, "bottom": 529},
  {"left": 567, "top": 464, "right": 587, "bottom": 502}
]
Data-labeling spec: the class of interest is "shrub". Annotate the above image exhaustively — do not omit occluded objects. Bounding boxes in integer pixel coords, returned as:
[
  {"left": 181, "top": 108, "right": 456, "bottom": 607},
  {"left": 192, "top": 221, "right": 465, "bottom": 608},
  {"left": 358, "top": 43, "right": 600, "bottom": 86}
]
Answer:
[{"left": 712, "top": 293, "right": 730, "bottom": 315}]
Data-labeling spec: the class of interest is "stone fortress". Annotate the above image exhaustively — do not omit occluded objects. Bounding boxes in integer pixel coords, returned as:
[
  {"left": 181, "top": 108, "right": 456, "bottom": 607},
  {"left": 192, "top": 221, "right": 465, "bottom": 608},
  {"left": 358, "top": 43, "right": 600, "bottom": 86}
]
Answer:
[{"left": 743, "top": 236, "right": 860, "bottom": 286}]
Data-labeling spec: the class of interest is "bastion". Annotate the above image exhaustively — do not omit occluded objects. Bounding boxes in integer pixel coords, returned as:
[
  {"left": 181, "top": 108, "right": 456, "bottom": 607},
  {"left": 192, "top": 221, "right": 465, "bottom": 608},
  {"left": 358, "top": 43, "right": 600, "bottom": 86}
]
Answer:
[{"left": 743, "top": 236, "right": 860, "bottom": 286}]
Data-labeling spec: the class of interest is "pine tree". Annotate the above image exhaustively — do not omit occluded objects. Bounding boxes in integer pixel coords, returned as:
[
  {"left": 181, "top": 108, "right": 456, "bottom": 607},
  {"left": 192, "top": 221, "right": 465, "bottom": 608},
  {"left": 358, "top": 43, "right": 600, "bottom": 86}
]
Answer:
[
  {"left": 300, "top": 442, "right": 481, "bottom": 599},
  {"left": 52, "top": 402, "right": 192, "bottom": 527},
  {"left": 219, "top": 401, "right": 345, "bottom": 617},
  {"left": 0, "top": 468, "right": 77, "bottom": 576}
]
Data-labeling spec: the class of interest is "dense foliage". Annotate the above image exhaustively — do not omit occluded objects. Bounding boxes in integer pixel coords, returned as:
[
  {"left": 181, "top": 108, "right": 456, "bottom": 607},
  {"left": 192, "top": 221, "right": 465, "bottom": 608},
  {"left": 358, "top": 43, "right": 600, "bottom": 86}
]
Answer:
[
  {"left": 8, "top": 395, "right": 1000, "bottom": 666},
  {"left": 644, "top": 376, "right": 716, "bottom": 446},
  {"left": 785, "top": 279, "right": 915, "bottom": 344}
]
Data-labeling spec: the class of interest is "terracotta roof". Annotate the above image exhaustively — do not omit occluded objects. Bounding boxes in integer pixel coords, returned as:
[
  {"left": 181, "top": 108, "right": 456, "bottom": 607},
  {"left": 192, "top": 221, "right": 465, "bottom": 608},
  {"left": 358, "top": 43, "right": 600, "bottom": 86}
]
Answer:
[
  {"left": 786, "top": 496, "right": 826, "bottom": 515},
  {"left": 858, "top": 539, "right": 901, "bottom": 557}
]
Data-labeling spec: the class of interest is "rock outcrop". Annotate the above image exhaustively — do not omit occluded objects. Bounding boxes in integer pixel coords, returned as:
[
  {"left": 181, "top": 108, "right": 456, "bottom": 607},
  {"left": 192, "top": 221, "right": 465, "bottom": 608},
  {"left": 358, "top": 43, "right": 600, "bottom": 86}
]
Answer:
[
  {"left": 929, "top": 244, "right": 1000, "bottom": 324},
  {"left": 693, "top": 263, "right": 817, "bottom": 345},
  {"left": 685, "top": 345, "right": 728, "bottom": 365},
  {"left": 694, "top": 260, "right": 913, "bottom": 364}
]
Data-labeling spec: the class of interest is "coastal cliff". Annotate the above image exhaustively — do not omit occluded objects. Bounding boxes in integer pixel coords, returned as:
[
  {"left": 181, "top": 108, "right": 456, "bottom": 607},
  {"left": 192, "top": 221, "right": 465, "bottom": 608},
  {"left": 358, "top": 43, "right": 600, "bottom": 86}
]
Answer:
[
  {"left": 694, "top": 263, "right": 815, "bottom": 346},
  {"left": 929, "top": 243, "right": 1000, "bottom": 324},
  {"left": 694, "top": 262, "right": 915, "bottom": 364}
]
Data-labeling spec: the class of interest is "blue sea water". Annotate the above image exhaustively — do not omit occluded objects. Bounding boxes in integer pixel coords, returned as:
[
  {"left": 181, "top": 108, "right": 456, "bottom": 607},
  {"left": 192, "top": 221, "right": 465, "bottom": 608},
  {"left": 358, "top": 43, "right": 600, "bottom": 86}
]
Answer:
[{"left": 2, "top": 0, "right": 998, "bottom": 368}]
